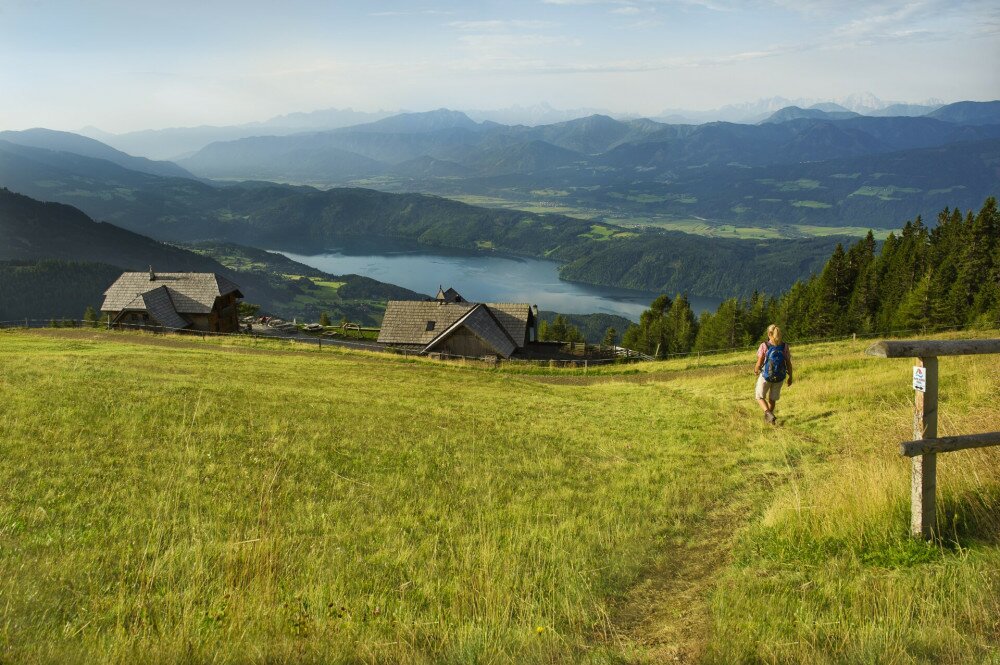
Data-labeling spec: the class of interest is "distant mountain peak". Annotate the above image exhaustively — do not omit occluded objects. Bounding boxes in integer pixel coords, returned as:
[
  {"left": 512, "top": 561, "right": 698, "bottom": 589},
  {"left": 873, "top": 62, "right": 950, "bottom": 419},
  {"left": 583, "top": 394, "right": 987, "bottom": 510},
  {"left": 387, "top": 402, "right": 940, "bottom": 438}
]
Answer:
[
  {"left": 760, "top": 106, "right": 861, "bottom": 124},
  {"left": 347, "top": 108, "right": 480, "bottom": 134},
  {"left": 926, "top": 100, "right": 1000, "bottom": 125}
]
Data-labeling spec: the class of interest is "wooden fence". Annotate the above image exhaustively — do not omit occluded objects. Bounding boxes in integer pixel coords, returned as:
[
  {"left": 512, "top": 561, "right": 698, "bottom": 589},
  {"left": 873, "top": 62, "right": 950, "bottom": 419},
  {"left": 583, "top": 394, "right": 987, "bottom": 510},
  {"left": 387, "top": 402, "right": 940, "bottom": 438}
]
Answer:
[
  {"left": 866, "top": 339, "right": 1000, "bottom": 539},
  {"left": 0, "top": 319, "right": 641, "bottom": 369}
]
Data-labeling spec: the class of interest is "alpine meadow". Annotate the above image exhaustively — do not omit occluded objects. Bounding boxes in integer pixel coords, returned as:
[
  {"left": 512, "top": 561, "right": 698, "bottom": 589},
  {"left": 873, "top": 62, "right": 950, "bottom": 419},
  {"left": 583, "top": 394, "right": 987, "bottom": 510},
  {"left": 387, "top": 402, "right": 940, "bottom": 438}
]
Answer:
[
  {"left": 2, "top": 1, "right": 1000, "bottom": 663},
  {"left": 1, "top": 329, "right": 998, "bottom": 663}
]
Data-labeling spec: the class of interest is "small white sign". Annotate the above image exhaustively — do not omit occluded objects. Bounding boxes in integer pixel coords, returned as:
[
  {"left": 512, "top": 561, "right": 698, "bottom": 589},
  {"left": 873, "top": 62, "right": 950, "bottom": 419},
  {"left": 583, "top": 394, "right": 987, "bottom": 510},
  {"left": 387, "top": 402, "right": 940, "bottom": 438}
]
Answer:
[{"left": 913, "top": 366, "right": 927, "bottom": 393}]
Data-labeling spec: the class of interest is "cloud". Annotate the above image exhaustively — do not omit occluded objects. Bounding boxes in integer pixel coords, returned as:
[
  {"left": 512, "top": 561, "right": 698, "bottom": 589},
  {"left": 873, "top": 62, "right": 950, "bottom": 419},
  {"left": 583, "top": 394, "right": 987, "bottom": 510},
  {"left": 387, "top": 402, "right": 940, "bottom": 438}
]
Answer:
[
  {"left": 610, "top": 6, "right": 642, "bottom": 15},
  {"left": 448, "top": 20, "right": 555, "bottom": 31},
  {"left": 446, "top": 42, "right": 800, "bottom": 75},
  {"left": 369, "top": 9, "right": 453, "bottom": 17},
  {"left": 620, "top": 18, "right": 664, "bottom": 28},
  {"left": 457, "top": 33, "right": 580, "bottom": 49}
]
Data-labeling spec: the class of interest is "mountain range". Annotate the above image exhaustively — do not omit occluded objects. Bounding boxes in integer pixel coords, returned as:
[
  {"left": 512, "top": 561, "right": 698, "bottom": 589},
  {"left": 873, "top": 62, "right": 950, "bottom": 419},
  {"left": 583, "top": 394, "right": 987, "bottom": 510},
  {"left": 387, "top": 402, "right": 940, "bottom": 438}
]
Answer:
[
  {"left": 2, "top": 98, "right": 996, "bottom": 310},
  {"left": 168, "top": 101, "right": 1000, "bottom": 230},
  {"left": 77, "top": 94, "right": 951, "bottom": 162}
]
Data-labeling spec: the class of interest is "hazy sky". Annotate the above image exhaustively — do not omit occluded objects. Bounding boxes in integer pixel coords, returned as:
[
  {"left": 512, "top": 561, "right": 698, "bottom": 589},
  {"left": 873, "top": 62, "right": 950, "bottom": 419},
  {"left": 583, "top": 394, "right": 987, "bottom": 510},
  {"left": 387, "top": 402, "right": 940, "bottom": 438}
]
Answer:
[{"left": 2, "top": 0, "right": 998, "bottom": 132}]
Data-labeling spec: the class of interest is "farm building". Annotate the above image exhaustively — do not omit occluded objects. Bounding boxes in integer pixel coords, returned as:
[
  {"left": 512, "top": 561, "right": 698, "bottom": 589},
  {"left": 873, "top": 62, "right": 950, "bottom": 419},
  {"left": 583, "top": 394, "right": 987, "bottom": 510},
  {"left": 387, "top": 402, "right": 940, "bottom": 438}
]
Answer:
[
  {"left": 377, "top": 287, "right": 537, "bottom": 358},
  {"left": 101, "top": 269, "right": 243, "bottom": 333}
]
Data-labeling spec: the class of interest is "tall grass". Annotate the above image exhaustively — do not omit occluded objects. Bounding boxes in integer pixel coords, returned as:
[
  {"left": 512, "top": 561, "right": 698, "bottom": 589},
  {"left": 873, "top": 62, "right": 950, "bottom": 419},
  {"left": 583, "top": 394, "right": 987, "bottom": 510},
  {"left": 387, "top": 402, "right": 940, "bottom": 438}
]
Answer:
[
  {"left": 704, "top": 350, "right": 1000, "bottom": 664},
  {"left": 0, "top": 329, "right": 997, "bottom": 663}
]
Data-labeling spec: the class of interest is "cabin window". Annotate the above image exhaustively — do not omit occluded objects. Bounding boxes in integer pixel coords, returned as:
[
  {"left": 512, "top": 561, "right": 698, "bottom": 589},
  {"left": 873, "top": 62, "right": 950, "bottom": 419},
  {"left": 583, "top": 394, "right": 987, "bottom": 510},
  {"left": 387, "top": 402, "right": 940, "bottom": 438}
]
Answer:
[{"left": 425, "top": 321, "right": 436, "bottom": 331}]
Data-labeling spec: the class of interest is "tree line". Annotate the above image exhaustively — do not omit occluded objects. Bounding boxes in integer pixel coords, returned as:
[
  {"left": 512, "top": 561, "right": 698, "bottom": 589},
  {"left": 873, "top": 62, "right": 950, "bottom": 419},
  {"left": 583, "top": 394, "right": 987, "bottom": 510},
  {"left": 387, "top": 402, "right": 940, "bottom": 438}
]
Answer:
[{"left": 619, "top": 197, "right": 1000, "bottom": 357}]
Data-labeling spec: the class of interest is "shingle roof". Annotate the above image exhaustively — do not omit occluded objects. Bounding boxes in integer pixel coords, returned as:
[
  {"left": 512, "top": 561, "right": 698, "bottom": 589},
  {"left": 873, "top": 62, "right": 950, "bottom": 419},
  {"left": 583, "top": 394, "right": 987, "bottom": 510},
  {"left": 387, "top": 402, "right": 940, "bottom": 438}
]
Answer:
[
  {"left": 377, "top": 301, "right": 477, "bottom": 345},
  {"left": 139, "top": 286, "right": 189, "bottom": 329},
  {"left": 101, "top": 272, "right": 242, "bottom": 314},
  {"left": 378, "top": 296, "right": 532, "bottom": 358},
  {"left": 483, "top": 303, "right": 533, "bottom": 345},
  {"left": 435, "top": 287, "right": 464, "bottom": 303},
  {"left": 423, "top": 304, "right": 518, "bottom": 358}
]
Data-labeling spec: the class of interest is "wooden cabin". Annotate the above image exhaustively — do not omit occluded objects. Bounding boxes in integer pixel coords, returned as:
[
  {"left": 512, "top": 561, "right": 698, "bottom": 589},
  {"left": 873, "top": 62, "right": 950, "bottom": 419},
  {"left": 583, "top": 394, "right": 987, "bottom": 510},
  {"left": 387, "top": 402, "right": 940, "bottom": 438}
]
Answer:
[
  {"left": 377, "top": 287, "right": 537, "bottom": 358},
  {"left": 101, "top": 269, "right": 243, "bottom": 333}
]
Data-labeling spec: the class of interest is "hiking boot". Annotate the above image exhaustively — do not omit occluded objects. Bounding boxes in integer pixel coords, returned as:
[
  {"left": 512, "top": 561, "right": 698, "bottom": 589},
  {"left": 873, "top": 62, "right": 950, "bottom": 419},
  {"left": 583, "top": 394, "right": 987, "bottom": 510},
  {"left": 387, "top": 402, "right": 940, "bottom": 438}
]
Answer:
[{"left": 764, "top": 411, "right": 776, "bottom": 425}]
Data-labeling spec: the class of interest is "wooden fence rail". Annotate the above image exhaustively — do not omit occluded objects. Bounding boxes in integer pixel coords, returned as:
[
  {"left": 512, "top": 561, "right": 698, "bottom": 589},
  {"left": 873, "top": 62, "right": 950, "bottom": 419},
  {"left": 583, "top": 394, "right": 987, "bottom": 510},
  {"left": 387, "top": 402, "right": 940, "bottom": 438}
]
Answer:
[
  {"left": 866, "top": 338, "right": 1000, "bottom": 539},
  {"left": 900, "top": 431, "right": 1000, "bottom": 457},
  {"left": 866, "top": 339, "right": 1000, "bottom": 358}
]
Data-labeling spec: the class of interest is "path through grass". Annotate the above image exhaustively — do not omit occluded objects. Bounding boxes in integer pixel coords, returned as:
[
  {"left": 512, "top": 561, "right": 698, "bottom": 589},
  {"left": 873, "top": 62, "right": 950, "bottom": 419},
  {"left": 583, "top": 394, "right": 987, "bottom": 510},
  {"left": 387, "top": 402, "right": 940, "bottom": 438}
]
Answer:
[{"left": 0, "top": 329, "right": 997, "bottom": 663}]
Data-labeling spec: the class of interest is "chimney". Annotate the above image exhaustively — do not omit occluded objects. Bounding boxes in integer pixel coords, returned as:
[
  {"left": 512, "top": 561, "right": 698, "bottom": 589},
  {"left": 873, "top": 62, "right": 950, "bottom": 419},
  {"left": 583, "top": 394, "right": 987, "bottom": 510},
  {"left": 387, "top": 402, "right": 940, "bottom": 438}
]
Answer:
[{"left": 149, "top": 266, "right": 155, "bottom": 281}]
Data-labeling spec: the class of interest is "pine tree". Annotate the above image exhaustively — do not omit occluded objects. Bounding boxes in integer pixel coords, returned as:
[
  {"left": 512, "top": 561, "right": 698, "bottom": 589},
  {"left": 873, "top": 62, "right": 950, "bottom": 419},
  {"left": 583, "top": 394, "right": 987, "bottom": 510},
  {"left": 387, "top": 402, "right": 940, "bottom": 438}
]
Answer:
[
  {"left": 806, "top": 243, "right": 854, "bottom": 336},
  {"left": 664, "top": 294, "right": 697, "bottom": 354},
  {"left": 601, "top": 327, "right": 618, "bottom": 347},
  {"left": 892, "top": 274, "right": 933, "bottom": 332},
  {"left": 693, "top": 298, "right": 741, "bottom": 352},
  {"left": 845, "top": 232, "right": 878, "bottom": 332},
  {"left": 549, "top": 315, "right": 569, "bottom": 341},
  {"left": 622, "top": 294, "right": 672, "bottom": 356},
  {"left": 960, "top": 197, "right": 1000, "bottom": 322}
]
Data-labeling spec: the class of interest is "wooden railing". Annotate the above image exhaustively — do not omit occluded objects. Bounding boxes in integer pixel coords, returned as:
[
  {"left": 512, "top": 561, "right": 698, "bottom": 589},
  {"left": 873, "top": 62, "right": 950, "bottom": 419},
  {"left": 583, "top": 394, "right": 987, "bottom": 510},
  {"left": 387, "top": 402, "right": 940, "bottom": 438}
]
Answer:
[{"left": 867, "top": 338, "right": 1000, "bottom": 539}]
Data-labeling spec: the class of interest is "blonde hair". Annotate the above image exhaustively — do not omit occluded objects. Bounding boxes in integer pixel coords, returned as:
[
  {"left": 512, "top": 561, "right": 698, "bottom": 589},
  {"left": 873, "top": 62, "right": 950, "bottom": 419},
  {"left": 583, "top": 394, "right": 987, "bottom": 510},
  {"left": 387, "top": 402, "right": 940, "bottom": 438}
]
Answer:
[{"left": 767, "top": 324, "right": 783, "bottom": 345}]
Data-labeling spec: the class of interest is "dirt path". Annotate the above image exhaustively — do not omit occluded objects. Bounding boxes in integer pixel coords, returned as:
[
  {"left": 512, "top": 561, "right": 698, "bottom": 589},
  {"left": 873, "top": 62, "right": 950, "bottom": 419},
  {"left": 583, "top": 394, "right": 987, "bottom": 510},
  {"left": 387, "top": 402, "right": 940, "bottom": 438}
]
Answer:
[{"left": 609, "top": 507, "right": 738, "bottom": 663}]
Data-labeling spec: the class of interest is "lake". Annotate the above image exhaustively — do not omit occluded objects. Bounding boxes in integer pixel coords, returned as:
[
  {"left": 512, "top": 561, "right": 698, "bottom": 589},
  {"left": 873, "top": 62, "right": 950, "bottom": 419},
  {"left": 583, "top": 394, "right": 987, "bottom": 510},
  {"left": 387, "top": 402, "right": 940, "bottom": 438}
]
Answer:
[{"left": 277, "top": 238, "right": 722, "bottom": 322}]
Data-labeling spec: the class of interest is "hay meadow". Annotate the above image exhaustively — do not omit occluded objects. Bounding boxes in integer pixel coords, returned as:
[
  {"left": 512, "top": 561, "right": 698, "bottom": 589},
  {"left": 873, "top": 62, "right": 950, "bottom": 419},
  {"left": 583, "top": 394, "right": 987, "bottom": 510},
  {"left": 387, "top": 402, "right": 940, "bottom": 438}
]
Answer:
[{"left": 0, "top": 329, "right": 997, "bottom": 663}]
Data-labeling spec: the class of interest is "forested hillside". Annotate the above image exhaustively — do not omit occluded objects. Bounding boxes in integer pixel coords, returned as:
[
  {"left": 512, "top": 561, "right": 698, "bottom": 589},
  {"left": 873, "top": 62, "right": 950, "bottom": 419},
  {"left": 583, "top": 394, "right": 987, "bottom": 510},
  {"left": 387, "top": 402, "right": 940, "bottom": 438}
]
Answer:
[
  {"left": 621, "top": 197, "right": 1000, "bottom": 356},
  {"left": 0, "top": 144, "right": 843, "bottom": 297},
  {"left": 0, "top": 261, "right": 122, "bottom": 320},
  {"left": 0, "top": 188, "right": 421, "bottom": 323}
]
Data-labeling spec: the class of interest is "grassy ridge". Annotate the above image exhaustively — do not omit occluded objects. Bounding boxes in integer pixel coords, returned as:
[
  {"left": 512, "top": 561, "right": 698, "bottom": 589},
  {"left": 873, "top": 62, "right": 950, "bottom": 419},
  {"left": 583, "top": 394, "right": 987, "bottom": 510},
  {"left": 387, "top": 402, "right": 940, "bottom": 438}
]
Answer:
[{"left": 0, "top": 330, "right": 997, "bottom": 663}]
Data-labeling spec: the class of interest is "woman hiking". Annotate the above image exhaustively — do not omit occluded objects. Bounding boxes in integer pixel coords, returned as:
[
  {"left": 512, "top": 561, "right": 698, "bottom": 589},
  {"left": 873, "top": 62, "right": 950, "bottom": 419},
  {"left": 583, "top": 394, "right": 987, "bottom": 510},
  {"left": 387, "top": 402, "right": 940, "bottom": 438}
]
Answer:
[{"left": 754, "top": 324, "right": 793, "bottom": 425}]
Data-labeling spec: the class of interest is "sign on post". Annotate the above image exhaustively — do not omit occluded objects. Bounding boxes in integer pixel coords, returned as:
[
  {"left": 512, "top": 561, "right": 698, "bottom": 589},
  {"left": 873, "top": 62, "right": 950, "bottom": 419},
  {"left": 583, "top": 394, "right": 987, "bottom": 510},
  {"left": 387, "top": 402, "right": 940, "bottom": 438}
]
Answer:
[{"left": 867, "top": 338, "right": 1000, "bottom": 540}]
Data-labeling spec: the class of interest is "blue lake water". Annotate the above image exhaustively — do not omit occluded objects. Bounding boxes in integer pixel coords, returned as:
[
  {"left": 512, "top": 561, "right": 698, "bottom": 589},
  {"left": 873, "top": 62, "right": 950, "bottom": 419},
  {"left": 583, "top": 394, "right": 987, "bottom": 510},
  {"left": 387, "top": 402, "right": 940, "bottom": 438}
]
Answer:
[{"left": 277, "top": 238, "right": 721, "bottom": 322}]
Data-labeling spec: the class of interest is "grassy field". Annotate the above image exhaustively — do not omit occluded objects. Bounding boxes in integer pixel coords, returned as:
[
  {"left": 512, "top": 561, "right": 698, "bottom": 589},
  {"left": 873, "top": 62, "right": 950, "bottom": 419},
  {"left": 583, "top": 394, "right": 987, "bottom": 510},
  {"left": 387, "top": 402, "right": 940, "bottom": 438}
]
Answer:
[
  {"left": 0, "top": 329, "right": 998, "bottom": 663},
  {"left": 438, "top": 194, "right": 897, "bottom": 241}
]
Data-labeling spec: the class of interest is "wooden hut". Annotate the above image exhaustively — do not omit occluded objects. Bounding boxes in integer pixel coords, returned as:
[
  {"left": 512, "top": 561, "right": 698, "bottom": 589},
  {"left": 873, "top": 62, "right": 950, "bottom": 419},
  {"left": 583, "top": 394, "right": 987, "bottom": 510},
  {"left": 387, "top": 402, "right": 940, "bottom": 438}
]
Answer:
[
  {"left": 377, "top": 288, "right": 537, "bottom": 358},
  {"left": 101, "top": 268, "right": 243, "bottom": 333}
]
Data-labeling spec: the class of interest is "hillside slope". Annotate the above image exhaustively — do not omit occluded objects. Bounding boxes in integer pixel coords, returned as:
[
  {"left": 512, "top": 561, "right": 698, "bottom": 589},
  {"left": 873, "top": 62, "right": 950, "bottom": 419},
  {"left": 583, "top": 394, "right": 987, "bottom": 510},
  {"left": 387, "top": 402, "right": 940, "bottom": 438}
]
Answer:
[
  {"left": 0, "top": 329, "right": 996, "bottom": 663},
  {"left": 0, "top": 188, "right": 421, "bottom": 322},
  {"left": 0, "top": 144, "right": 844, "bottom": 297},
  {"left": 0, "top": 128, "right": 194, "bottom": 179}
]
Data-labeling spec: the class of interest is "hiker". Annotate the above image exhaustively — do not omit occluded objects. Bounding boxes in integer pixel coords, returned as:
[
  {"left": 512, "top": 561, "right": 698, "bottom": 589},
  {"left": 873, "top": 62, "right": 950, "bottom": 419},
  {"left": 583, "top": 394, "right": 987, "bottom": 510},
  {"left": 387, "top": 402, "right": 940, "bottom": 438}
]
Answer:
[{"left": 753, "top": 324, "right": 793, "bottom": 425}]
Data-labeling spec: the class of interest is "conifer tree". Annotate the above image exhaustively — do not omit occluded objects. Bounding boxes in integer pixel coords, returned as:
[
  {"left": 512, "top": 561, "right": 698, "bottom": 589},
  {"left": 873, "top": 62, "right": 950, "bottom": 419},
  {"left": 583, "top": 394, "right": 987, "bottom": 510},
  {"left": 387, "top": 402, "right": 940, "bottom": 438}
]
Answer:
[
  {"left": 549, "top": 315, "right": 569, "bottom": 341},
  {"left": 892, "top": 274, "right": 933, "bottom": 331},
  {"left": 601, "top": 327, "right": 618, "bottom": 347},
  {"left": 808, "top": 243, "right": 853, "bottom": 336},
  {"left": 664, "top": 295, "right": 697, "bottom": 354}
]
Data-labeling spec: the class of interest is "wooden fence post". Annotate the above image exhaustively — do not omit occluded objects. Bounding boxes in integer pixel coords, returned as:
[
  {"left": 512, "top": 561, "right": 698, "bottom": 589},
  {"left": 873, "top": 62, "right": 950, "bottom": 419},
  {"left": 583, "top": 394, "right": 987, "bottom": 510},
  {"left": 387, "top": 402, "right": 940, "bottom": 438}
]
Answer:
[{"left": 912, "top": 356, "right": 938, "bottom": 538}]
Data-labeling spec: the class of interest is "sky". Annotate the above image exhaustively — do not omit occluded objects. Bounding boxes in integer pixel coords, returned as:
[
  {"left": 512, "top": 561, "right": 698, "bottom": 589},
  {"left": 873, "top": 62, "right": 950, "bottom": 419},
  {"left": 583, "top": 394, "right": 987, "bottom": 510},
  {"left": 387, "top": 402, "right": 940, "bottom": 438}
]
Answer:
[{"left": 2, "top": 0, "right": 999, "bottom": 133}]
